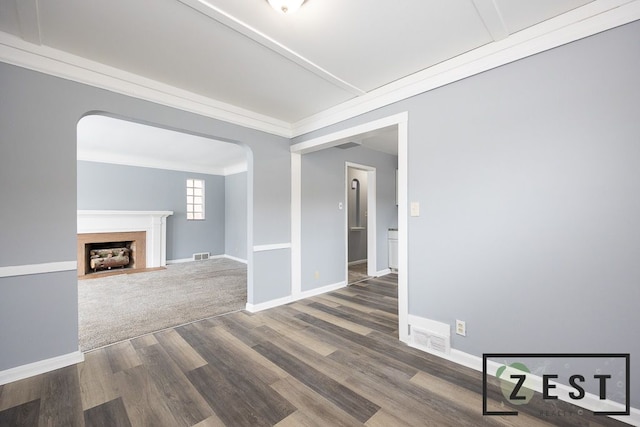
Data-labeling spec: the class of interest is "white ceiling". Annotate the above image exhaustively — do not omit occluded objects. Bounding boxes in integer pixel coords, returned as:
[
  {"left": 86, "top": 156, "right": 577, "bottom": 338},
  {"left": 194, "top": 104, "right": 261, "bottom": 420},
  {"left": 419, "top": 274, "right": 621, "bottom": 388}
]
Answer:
[
  {"left": 3, "top": 0, "right": 630, "bottom": 168},
  {"left": 77, "top": 115, "right": 248, "bottom": 175},
  {"left": 0, "top": 0, "right": 598, "bottom": 123}
]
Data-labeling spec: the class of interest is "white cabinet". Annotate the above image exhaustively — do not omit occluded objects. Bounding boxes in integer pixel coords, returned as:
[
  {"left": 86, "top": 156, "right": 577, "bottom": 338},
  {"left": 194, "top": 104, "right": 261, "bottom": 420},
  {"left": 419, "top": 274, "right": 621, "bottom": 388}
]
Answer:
[{"left": 388, "top": 229, "right": 398, "bottom": 270}]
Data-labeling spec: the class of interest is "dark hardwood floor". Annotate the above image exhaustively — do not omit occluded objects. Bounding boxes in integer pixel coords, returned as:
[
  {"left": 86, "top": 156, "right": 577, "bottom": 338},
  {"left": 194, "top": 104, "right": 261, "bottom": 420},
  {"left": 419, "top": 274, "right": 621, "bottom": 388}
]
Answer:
[{"left": 0, "top": 274, "right": 629, "bottom": 426}]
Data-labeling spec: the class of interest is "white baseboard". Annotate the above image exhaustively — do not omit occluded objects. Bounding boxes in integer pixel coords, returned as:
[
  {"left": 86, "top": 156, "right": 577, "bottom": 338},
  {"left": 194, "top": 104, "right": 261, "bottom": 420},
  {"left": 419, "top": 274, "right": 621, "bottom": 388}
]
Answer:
[
  {"left": 246, "top": 281, "right": 346, "bottom": 313},
  {"left": 373, "top": 268, "right": 391, "bottom": 277},
  {"left": 166, "top": 258, "right": 193, "bottom": 264},
  {"left": 348, "top": 259, "right": 367, "bottom": 266},
  {"left": 223, "top": 254, "right": 248, "bottom": 264},
  {"left": 0, "top": 351, "right": 84, "bottom": 386},
  {"left": 406, "top": 318, "right": 639, "bottom": 426},
  {"left": 167, "top": 254, "right": 241, "bottom": 265}
]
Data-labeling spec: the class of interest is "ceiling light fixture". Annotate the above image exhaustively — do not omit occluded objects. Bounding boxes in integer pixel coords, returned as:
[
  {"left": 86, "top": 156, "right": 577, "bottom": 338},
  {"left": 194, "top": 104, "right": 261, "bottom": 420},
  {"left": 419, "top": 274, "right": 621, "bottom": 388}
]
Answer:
[{"left": 267, "top": 0, "right": 305, "bottom": 14}]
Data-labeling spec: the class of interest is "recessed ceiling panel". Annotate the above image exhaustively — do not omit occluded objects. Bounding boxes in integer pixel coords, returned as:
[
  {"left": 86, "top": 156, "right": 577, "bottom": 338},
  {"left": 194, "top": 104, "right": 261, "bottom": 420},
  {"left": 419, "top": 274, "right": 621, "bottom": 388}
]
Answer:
[
  {"left": 0, "top": 0, "right": 21, "bottom": 36},
  {"left": 494, "top": 0, "right": 595, "bottom": 34},
  {"left": 37, "top": 0, "right": 356, "bottom": 122},
  {"left": 210, "top": 0, "right": 495, "bottom": 92}
]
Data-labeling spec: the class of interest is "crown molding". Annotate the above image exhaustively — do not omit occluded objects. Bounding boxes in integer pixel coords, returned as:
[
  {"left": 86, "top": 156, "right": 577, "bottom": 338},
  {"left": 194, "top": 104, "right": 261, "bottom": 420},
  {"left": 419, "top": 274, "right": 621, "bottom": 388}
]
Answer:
[
  {"left": 291, "top": 0, "right": 640, "bottom": 137},
  {"left": 0, "top": 31, "right": 293, "bottom": 138},
  {"left": 1, "top": 0, "right": 637, "bottom": 141},
  {"left": 77, "top": 151, "right": 247, "bottom": 176}
]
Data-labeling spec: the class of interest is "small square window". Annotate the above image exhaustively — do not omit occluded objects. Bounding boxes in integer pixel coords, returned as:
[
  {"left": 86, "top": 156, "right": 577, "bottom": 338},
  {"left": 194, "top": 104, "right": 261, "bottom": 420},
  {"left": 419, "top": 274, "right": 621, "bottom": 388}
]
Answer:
[{"left": 187, "top": 179, "right": 205, "bottom": 220}]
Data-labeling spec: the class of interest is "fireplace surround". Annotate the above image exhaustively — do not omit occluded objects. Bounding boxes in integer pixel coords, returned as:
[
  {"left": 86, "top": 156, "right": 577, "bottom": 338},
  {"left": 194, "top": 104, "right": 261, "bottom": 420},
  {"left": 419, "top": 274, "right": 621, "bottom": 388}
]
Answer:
[{"left": 77, "top": 210, "right": 173, "bottom": 277}]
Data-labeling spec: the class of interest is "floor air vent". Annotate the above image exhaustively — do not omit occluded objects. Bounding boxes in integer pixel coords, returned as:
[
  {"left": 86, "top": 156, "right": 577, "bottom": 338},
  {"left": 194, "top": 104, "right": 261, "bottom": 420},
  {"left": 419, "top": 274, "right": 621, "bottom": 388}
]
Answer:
[
  {"left": 411, "top": 326, "right": 450, "bottom": 355},
  {"left": 193, "top": 252, "right": 210, "bottom": 261}
]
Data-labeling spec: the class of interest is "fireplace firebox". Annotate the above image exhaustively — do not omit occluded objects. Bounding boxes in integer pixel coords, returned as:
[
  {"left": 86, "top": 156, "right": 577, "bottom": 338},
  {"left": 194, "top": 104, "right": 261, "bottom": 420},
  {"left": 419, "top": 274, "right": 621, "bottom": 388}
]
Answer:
[{"left": 77, "top": 231, "right": 146, "bottom": 277}]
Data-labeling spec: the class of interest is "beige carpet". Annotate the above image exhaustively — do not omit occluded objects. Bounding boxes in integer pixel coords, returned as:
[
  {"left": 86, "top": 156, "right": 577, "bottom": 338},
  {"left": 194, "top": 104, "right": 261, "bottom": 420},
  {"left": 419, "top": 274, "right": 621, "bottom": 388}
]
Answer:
[{"left": 78, "top": 258, "right": 247, "bottom": 351}]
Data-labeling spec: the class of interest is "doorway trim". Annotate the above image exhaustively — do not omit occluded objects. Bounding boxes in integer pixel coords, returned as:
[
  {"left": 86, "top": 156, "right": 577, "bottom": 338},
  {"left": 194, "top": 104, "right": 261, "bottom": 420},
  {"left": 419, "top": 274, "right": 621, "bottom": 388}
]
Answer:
[
  {"left": 345, "top": 162, "right": 377, "bottom": 281},
  {"left": 291, "top": 111, "right": 409, "bottom": 343}
]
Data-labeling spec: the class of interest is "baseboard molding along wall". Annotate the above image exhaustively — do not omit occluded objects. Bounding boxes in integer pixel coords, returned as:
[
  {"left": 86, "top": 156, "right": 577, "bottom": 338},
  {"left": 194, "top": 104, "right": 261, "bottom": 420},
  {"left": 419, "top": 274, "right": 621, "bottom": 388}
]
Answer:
[
  {"left": 407, "top": 315, "right": 640, "bottom": 426},
  {"left": 0, "top": 351, "right": 84, "bottom": 386},
  {"left": 246, "top": 280, "right": 346, "bottom": 313},
  {"left": 373, "top": 268, "right": 392, "bottom": 277},
  {"left": 166, "top": 254, "right": 247, "bottom": 265}
]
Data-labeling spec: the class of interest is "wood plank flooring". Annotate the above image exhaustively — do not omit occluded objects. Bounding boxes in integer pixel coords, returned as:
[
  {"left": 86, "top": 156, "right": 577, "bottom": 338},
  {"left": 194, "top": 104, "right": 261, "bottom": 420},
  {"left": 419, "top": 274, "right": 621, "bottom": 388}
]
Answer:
[{"left": 0, "top": 274, "right": 629, "bottom": 426}]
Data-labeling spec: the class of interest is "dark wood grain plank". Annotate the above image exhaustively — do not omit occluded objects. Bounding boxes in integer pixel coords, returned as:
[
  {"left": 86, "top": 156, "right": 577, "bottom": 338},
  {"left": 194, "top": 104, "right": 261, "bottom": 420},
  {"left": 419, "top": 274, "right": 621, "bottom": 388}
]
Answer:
[
  {"left": 114, "top": 364, "right": 181, "bottom": 427},
  {"left": 307, "top": 301, "right": 396, "bottom": 334},
  {"left": 180, "top": 324, "right": 295, "bottom": 426},
  {"left": 83, "top": 397, "right": 131, "bottom": 427},
  {"left": 328, "top": 291, "right": 397, "bottom": 314},
  {"left": 39, "top": 366, "right": 84, "bottom": 427},
  {"left": 0, "top": 399, "right": 40, "bottom": 427},
  {"left": 253, "top": 340, "right": 380, "bottom": 423},
  {"left": 135, "top": 343, "right": 215, "bottom": 426}
]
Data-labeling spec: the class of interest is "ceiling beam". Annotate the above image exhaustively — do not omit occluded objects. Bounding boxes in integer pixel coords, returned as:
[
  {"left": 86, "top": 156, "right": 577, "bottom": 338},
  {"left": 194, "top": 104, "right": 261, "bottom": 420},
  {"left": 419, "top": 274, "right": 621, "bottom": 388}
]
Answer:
[
  {"left": 15, "top": 0, "right": 42, "bottom": 45},
  {"left": 471, "top": 0, "right": 509, "bottom": 42},
  {"left": 177, "top": 0, "right": 367, "bottom": 97}
]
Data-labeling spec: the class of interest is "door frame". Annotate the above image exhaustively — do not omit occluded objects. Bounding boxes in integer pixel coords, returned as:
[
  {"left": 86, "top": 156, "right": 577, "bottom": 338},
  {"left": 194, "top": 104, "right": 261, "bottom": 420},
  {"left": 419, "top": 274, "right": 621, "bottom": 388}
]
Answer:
[
  {"left": 291, "top": 111, "right": 409, "bottom": 343},
  {"left": 345, "top": 162, "right": 377, "bottom": 281}
]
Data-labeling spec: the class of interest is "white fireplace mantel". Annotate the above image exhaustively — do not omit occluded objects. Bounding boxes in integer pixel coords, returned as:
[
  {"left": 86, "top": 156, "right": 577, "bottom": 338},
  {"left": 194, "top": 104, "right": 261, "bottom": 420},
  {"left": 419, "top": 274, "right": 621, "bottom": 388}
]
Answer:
[{"left": 77, "top": 210, "right": 173, "bottom": 268}]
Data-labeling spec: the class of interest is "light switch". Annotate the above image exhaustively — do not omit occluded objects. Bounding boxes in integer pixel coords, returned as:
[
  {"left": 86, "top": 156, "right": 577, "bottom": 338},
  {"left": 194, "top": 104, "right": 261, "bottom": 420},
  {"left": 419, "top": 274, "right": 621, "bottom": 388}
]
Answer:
[
  {"left": 338, "top": 202, "right": 343, "bottom": 210},
  {"left": 410, "top": 202, "right": 420, "bottom": 217}
]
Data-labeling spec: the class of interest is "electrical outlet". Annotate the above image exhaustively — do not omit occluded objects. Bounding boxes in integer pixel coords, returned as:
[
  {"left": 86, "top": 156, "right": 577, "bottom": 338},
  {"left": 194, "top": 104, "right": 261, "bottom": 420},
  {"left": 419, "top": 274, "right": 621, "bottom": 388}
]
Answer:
[
  {"left": 314, "top": 271, "right": 320, "bottom": 279},
  {"left": 455, "top": 319, "right": 466, "bottom": 336}
]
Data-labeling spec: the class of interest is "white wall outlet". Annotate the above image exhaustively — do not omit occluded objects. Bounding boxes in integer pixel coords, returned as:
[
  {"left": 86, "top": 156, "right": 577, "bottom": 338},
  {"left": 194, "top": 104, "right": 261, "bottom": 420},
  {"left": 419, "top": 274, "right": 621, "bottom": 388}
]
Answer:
[
  {"left": 314, "top": 271, "right": 320, "bottom": 279},
  {"left": 455, "top": 319, "right": 466, "bottom": 336},
  {"left": 410, "top": 202, "right": 420, "bottom": 217},
  {"left": 338, "top": 202, "right": 343, "bottom": 210}
]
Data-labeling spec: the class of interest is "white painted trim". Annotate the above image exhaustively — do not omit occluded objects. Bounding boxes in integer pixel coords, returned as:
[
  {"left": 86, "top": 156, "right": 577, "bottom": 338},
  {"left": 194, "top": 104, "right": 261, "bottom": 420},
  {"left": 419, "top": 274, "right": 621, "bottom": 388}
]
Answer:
[
  {"left": 291, "top": 153, "right": 302, "bottom": 296},
  {"left": 166, "top": 258, "right": 193, "bottom": 265},
  {"left": 166, "top": 254, "right": 226, "bottom": 265},
  {"left": 0, "top": 32, "right": 292, "bottom": 138},
  {"left": 291, "top": 113, "right": 409, "bottom": 154},
  {"left": 406, "top": 328, "right": 640, "bottom": 426},
  {"left": 291, "top": 0, "right": 640, "bottom": 136},
  {"left": 245, "top": 295, "right": 293, "bottom": 313},
  {"left": 397, "top": 116, "right": 409, "bottom": 343},
  {"left": 245, "top": 280, "right": 346, "bottom": 313},
  {"left": 223, "top": 254, "right": 248, "bottom": 264},
  {"left": 0, "top": 351, "right": 84, "bottom": 386},
  {"left": 290, "top": 111, "right": 409, "bottom": 342},
  {"left": 0, "top": 1, "right": 635, "bottom": 140},
  {"left": 78, "top": 152, "right": 247, "bottom": 177},
  {"left": 78, "top": 210, "right": 173, "bottom": 268},
  {"left": 373, "top": 268, "right": 392, "bottom": 277},
  {"left": 167, "top": 254, "right": 247, "bottom": 264},
  {"left": 253, "top": 243, "right": 291, "bottom": 252},
  {"left": 0, "top": 261, "right": 77, "bottom": 278},
  {"left": 348, "top": 259, "right": 367, "bottom": 266}
]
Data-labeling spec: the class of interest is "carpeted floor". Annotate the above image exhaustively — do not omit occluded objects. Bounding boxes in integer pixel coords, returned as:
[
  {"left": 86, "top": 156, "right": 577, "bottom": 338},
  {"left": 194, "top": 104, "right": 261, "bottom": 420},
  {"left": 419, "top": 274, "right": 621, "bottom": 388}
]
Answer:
[{"left": 78, "top": 258, "right": 247, "bottom": 351}]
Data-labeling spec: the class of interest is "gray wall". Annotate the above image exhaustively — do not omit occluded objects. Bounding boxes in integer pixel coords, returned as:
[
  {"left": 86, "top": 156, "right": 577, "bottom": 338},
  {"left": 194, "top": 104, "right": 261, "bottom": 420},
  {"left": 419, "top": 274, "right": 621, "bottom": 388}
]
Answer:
[
  {"left": 0, "top": 61, "right": 290, "bottom": 371},
  {"left": 77, "top": 161, "right": 225, "bottom": 260},
  {"left": 302, "top": 146, "right": 398, "bottom": 291},
  {"left": 225, "top": 171, "right": 248, "bottom": 261},
  {"left": 293, "top": 22, "right": 640, "bottom": 406},
  {"left": 348, "top": 168, "right": 368, "bottom": 263}
]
